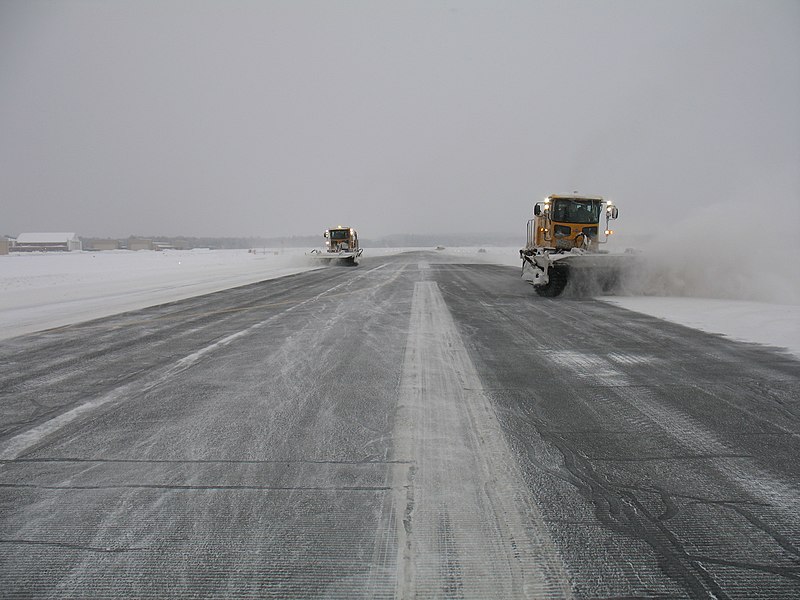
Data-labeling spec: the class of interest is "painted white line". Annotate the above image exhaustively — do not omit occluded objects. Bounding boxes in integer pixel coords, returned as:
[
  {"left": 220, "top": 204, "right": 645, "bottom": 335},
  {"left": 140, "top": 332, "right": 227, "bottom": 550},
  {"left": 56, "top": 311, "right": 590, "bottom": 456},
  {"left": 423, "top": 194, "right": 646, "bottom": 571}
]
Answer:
[
  {"left": 0, "top": 387, "right": 129, "bottom": 460},
  {"left": 388, "top": 281, "right": 572, "bottom": 598}
]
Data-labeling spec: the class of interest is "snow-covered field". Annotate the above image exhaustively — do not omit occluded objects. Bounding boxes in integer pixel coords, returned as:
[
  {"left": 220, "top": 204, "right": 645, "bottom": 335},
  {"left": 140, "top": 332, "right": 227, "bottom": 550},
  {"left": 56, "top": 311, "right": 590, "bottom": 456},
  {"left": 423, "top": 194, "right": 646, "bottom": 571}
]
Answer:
[
  {"left": 0, "top": 248, "right": 327, "bottom": 340},
  {"left": 1, "top": 247, "right": 799, "bottom": 360}
]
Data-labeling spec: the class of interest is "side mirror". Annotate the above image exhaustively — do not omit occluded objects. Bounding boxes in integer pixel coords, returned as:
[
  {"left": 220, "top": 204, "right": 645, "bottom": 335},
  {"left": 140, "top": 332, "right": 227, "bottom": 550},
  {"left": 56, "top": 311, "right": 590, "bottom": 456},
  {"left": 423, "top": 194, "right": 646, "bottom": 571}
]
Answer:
[
  {"left": 533, "top": 204, "right": 542, "bottom": 216},
  {"left": 323, "top": 231, "right": 329, "bottom": 238},
  {"left": 608, "top": 206, "right": 619, "bottom": 220}
]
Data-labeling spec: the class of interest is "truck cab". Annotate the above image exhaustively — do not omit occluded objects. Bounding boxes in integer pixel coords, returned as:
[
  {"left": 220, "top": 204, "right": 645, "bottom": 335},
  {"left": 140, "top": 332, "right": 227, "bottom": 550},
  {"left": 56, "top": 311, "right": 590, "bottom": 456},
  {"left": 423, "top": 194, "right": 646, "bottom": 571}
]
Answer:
[
  {"left": 528, "top": 194, "right": 618, "bottom": 252},
  {"left": 325, "top": 226, "right": 359, "bottom": 253}
]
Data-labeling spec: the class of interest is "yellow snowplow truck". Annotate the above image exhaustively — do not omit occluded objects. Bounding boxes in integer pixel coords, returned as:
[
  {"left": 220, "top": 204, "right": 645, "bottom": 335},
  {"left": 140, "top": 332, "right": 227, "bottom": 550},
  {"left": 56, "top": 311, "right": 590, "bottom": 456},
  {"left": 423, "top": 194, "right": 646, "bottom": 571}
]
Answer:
[
  {"left": 520, "top": 194, "right": 625, "bottom": 297},
  {"left": 306, "top": 226, "right": 363, "bottom": 265}
]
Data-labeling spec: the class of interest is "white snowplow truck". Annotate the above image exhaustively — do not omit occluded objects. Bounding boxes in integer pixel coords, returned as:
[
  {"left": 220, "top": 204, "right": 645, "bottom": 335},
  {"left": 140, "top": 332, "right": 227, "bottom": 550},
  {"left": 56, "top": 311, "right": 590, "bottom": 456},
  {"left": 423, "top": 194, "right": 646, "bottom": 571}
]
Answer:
[
  {"left": 520, "top": 194, "right": 627, "bottom": 297},
  {"left": 306, "top": 226, "right": 363, "bottom": 265}
]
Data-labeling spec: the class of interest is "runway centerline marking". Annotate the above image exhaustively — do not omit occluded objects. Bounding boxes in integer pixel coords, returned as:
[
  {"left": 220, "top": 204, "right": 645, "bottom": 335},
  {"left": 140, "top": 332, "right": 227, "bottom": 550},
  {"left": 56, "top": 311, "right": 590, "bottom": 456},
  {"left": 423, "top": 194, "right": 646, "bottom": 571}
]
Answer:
[{"left": 381, "top": 280, "right": 572, "bottom": 598}]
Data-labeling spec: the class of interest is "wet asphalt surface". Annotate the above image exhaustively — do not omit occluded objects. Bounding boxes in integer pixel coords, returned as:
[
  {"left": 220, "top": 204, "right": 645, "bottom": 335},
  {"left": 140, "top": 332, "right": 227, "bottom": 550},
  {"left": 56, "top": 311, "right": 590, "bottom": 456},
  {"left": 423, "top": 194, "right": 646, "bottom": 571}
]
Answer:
[{"left": 1, "top": 251, "right": 798, "bottom": 599}]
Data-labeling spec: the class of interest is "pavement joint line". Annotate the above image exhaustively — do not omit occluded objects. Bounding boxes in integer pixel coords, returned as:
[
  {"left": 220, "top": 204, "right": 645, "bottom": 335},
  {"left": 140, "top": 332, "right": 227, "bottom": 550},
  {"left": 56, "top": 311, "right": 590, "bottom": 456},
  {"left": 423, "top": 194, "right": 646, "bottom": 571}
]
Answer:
[
  {"left": 0, "top": 538, "right": 149, "bottom": 552},
  {"left": 2, "top": 457, "right": 413, "bottom": 465},
  {"left": 0, "top": 483, "right": 392, "bottom": 491}
]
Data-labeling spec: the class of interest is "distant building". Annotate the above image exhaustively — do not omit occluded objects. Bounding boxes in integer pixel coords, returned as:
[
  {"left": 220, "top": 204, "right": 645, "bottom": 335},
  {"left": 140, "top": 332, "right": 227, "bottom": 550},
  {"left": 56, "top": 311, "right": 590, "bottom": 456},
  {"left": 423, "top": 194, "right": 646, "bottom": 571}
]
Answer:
[
  {"left": 15, "top": 232, "right": 82, "bottom": 252},
  {"left": 0, "top": 237, "right": 10, "bottom": 255},
  {"left": 153, "top": 241, "right": 177, "bottom": 251},
  {"left": 83, "top": 238, "right": 120, "bottom": 251},
  {"left": 127, "top": 238, "right": 154, "bottom": 251}
]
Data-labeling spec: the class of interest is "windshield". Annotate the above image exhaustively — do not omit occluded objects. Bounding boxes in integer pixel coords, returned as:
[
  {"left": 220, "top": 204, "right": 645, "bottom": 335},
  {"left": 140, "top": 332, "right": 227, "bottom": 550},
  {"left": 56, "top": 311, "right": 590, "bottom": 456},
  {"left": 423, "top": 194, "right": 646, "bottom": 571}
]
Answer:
[
  {"left": 329, "top": 230, "right": 350, "bottom": 240},
  {"left": 551, "top": 199, "right": 601, "bottom": 224}
]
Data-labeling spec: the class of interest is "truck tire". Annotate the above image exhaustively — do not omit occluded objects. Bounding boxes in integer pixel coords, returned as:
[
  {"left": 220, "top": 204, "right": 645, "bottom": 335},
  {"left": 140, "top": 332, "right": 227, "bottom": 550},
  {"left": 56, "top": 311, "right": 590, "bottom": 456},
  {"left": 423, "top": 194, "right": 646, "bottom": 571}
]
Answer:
[{"left": 534, "top": 265, "right": 568, "bottom": 297}]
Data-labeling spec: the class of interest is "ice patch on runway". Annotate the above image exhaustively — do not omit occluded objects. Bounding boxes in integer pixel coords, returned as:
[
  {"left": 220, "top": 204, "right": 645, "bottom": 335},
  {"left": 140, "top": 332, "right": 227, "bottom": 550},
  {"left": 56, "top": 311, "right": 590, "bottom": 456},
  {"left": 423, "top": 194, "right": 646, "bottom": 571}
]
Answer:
[{"left": 549, "top": 350, "right": 631, "bottom": 386}]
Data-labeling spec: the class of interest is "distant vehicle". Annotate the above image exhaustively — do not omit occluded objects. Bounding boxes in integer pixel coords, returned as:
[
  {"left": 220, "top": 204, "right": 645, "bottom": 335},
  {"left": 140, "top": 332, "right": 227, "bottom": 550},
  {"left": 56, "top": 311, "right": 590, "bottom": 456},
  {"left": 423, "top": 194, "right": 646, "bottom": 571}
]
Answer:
[
  {"left": 306, "top": 226, "right": 363, "bottom": 265},
  {"left": 520, "top": 193, "right": 626, "bottom": 297}
]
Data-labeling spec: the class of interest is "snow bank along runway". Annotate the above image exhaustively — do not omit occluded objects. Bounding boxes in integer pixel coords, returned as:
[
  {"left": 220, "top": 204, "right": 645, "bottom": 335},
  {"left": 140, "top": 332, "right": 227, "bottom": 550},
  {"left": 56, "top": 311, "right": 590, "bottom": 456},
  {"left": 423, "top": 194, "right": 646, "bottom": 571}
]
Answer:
[{"left": 1, "top": 251, "right": 798, "bottom": 598}]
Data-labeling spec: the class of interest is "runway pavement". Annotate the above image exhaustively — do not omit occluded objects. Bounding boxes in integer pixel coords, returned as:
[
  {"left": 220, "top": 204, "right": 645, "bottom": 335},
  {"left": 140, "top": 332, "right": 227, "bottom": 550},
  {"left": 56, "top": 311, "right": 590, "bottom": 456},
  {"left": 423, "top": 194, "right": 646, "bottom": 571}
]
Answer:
[{"left": 1, "top": 251, "right": 798, "bottom": 598}]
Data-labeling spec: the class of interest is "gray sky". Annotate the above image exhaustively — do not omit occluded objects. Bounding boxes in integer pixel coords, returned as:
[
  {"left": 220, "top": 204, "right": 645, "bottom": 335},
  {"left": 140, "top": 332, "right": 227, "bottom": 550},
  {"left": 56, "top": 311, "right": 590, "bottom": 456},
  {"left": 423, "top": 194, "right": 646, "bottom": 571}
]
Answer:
[{"left": 2, "top": 0, "right": 798, "bottom": 239}]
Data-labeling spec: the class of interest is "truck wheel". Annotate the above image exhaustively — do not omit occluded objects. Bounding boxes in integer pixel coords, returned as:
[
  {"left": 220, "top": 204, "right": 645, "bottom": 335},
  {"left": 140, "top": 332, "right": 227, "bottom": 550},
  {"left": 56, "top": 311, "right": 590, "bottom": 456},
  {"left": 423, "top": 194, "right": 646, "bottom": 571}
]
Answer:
[{"left": 534, "top": 265, "right": 568, "bottom": 297}]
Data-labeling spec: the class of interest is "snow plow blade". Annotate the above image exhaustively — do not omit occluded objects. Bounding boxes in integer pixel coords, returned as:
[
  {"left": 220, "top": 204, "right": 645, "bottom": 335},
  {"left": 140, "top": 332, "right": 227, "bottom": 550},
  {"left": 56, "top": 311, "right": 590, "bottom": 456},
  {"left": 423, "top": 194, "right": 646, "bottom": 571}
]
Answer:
[
  {"left": 522, "top": 251, "right": 637, "bottom": 297},
  {"left": 305, "top": 248, "right": 363, "bottom": 265}
]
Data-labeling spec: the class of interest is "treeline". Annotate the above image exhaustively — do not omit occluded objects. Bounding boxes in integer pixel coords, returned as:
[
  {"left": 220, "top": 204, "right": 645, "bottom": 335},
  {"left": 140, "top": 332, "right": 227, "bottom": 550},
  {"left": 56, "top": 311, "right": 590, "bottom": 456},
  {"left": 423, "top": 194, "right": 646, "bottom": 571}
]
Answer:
[
  {"left": 370, "top": 233, "right": 520, "bottom": 248},
  {"left": 80, "top": 232, "right": 521, "bottom": 250}
]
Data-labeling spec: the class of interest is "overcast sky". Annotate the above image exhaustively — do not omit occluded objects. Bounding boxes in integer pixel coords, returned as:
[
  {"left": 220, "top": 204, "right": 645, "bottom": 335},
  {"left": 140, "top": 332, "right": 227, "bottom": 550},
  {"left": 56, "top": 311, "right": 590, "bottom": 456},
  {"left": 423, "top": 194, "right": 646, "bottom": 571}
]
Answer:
[{"left": 1, "top": 0, "right": 798, "bottom": 239}]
